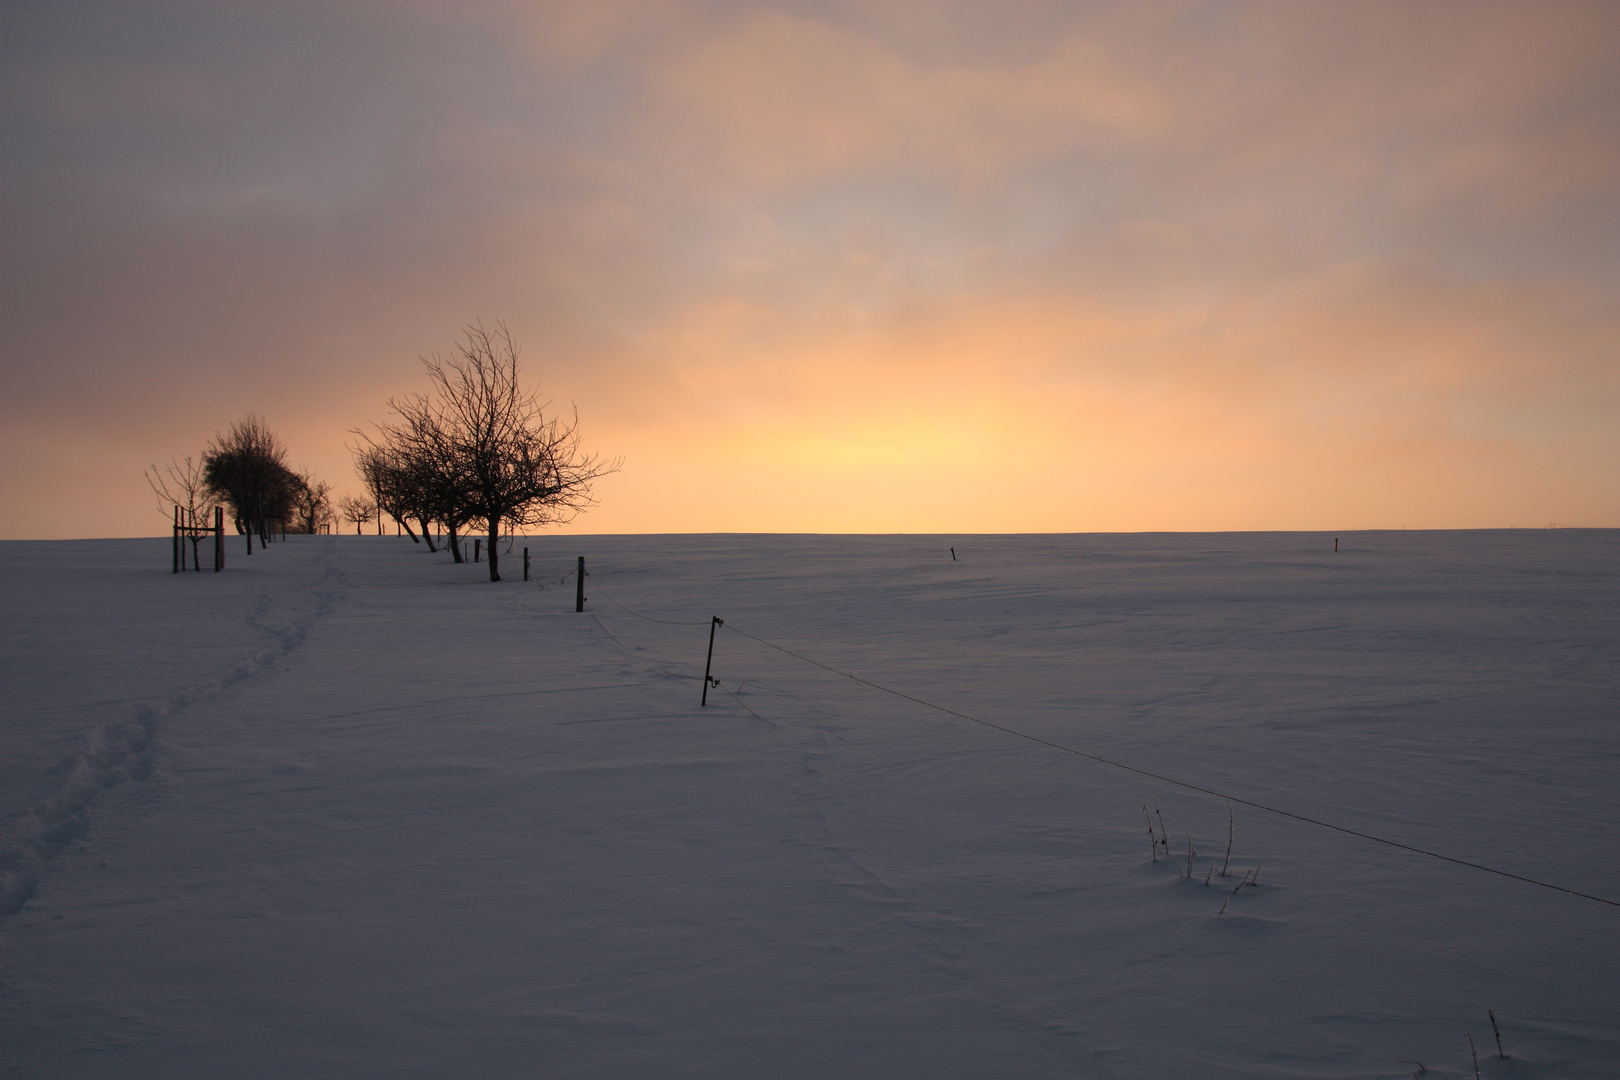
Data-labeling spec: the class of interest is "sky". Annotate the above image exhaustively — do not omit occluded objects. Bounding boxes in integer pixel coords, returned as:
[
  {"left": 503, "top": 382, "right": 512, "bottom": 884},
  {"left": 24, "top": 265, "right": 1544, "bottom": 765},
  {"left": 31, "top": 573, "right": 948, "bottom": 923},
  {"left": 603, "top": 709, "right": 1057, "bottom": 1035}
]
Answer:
[{"left": 2, "top": 1, "right": 1617, "bottom": 538}]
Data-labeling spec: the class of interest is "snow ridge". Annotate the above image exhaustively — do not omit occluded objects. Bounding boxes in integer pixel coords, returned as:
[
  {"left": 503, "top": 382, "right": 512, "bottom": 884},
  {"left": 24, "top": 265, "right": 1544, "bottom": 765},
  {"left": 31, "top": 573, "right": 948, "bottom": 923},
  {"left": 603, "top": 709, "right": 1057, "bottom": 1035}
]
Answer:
[{"left": 0, "top": 549, "right": 345, "bottom": 920}]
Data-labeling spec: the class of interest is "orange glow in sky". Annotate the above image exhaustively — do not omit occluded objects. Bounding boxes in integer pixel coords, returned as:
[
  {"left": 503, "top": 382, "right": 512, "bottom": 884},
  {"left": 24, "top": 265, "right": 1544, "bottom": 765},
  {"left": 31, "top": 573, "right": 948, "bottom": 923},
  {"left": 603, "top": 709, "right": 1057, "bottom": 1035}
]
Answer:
[{"left": 2, "top": 2, "right": 1616, "bottom": 536}]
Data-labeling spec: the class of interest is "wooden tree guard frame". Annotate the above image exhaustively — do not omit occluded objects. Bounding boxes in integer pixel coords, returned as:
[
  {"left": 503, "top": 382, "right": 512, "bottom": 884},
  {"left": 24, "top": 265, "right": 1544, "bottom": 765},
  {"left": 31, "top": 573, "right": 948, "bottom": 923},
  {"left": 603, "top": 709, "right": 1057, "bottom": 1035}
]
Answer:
[{"left": 173, "top": 505, "right": 226, "bottom": 573}]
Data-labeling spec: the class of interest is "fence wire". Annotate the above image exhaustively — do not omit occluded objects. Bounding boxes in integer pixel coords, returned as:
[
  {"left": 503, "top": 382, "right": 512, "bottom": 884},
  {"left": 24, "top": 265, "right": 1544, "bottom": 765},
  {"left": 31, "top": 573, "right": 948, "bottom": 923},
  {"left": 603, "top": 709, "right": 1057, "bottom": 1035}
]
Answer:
[
  {"left": 590, "top": 582, "right": 711, "bottom": 626},
  {"left": 530, "top": 566, "right": 576, "bottom": 590},
  {"left": 583, "top": 576, "right": 1620, "bottom": 910}
]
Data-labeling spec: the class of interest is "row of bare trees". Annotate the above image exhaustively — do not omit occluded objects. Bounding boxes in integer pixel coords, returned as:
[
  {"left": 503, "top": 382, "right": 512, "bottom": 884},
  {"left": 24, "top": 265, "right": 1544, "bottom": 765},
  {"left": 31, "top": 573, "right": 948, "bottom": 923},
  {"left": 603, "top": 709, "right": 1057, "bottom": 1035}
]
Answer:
[
  {"left": 146, "top": 415, "right": 335, "bottom": 543},
  {"left": 352, "top": 322, "right": 616, "bottom": 582}
]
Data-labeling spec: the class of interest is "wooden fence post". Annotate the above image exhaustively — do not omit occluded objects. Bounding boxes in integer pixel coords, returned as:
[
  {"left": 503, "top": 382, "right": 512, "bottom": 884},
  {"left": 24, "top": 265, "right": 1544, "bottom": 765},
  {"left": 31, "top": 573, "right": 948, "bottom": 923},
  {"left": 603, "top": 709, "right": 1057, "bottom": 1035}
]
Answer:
[
  {"left": 173, "top": 505, "right": 180, "bottom": 573},
  {"left": 575, "top": 556, "right": 586, "bottom": 612},
  {"left": 701, "top": 616, "right": 723, "bottom": 706},
  {"left": 215, "top": 506, "right": 224, "bottom": 571},
  {"left": 523, "top": 547, "right": 530, "bottom": 581}
]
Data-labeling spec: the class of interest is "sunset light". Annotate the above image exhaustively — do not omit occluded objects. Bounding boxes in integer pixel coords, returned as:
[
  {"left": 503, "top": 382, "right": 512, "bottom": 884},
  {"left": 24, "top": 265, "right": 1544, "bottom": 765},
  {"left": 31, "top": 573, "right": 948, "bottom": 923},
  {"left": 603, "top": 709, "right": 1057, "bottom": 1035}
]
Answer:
[{"left": 3, "top": 2, "right": 1616, "bottom": 533}]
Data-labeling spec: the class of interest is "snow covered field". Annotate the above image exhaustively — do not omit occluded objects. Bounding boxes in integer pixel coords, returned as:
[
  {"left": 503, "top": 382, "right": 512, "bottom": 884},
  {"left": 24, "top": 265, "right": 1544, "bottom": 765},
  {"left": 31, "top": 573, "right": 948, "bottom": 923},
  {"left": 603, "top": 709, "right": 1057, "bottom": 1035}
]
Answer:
[{"left": 2, "top": 530, "right": 1617, "bottom": 1079}]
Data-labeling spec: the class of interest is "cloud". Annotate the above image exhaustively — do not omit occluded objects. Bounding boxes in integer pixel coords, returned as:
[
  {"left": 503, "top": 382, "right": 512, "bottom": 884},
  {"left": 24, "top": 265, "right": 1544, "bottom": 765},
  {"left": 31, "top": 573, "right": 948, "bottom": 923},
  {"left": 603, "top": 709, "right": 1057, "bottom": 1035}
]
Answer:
[
  {"left": 1, "top": 1, "right": 1617, "bottom": 536},
  {"left": 648, "top": 9, "right": 1171, "bottom": 187}
]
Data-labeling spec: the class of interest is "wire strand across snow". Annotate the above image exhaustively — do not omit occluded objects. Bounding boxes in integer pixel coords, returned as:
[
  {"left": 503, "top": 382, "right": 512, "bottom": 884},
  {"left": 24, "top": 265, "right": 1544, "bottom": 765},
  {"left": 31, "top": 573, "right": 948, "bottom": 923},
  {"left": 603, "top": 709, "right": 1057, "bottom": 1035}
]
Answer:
[
  {"left": 581, "top": 570, "right": 1620, "bottom": 911},
  {"left": 590, "top": 582, "right": 712, "bottom": 626},
  {"left": 715, "top": 621, "right": 1620, "bottom": 910}
]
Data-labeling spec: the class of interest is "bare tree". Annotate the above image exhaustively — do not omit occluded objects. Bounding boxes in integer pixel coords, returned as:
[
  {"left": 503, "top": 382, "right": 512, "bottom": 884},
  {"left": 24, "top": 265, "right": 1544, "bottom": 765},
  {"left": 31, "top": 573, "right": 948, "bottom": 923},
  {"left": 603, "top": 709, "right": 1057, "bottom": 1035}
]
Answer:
[
  {"left": 145, "top": 455, "right": 218, "bottom": 522},
  {"left": 425, "top": 322, "right": 617, "bottom": 581},
  {"left": 288, "top": 471, "right": 334, "bottom": 534},
  {"left": 145, "top": 455, "right": 219, "bottom": 567},
  {"left": 357, "top": 322, "right": 617, "bottom": 581},
  {"left": 353, "top": 450, "right": 394, "bottom": 537},
  {"left": 356, "top": 392, "right": 476, "bottom": 559},
  {"left": 354, "top": 443, "right": 431, "bottom": 548},
  {"left": 338, "top": 494, "right": 375, "bottom": 535}
]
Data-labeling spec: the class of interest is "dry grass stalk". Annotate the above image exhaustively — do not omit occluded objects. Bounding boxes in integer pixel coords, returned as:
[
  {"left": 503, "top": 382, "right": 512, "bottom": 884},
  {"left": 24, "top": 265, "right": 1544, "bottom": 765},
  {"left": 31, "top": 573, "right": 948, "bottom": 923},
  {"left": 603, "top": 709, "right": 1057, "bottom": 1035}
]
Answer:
[{"left": 1221, "top": 803, "right": 1234, "bottom": 876}]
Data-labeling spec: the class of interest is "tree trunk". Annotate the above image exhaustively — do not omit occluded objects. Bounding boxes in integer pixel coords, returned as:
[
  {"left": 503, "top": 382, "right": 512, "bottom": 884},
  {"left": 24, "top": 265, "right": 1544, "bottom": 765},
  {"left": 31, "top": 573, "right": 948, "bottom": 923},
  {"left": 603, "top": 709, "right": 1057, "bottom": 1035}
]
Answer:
[
  {"left": 447, "top": 522, "right": 463, "bottom": 562},
  {"left": 487, "top": 515, "right": 501, "bottom": 582},
  {"left": 397, "top": 516, "right": 421, "bottom": 544}
]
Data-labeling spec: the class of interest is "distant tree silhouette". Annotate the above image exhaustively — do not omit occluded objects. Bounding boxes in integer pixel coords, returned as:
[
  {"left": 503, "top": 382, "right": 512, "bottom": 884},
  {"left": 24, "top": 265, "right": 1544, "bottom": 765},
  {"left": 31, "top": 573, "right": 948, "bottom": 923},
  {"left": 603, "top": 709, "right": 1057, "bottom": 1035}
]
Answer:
[
  {"left": 202, "top": 414, "right": 302, "bottom": 542},
  {"left": 356, "top": 400, "right": 475, "bottom": 559},
  {"left": 354, "top": 444, "right": 432, "bottom": 548},
  {"left": 355, "top": 321, "right": 617, "bottom": 580},
  {"left": 338, "top": 494, "right": 375, "bottom": 535},
  {"left": 288, "top": 471, "right": 334, "bottom": 534},
  {"left": 429, "top": 322, "right": 617, "bottom": 581}
]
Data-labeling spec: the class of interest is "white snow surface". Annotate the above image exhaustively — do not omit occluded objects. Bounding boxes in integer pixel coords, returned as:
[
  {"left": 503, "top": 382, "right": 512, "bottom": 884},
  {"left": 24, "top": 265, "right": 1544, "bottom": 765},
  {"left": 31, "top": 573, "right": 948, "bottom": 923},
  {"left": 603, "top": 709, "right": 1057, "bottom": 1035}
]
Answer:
[{"left": 2, "top": 531, "right": 1618, "bottom": 1079}]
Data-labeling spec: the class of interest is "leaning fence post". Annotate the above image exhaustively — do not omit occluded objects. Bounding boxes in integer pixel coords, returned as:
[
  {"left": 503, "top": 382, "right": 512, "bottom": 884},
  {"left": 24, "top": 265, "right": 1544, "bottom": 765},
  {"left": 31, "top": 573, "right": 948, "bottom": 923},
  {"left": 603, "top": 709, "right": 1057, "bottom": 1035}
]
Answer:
[
  {"left": 523, "top": 547, "right": 530, "bottom": 581},
  {"left": 575, "top": 556, "right": 586, "bottom": 612},
  {"left": 701, "top": 616, "right": 723, "bottom": 706}
]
